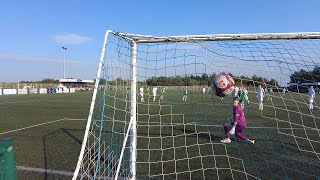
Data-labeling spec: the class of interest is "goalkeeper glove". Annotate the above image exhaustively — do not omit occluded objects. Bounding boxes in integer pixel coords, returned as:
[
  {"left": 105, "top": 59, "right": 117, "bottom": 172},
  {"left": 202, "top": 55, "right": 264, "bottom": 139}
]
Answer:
[{"left": 230, "top": 125, "right": 236, "bottom": 135}]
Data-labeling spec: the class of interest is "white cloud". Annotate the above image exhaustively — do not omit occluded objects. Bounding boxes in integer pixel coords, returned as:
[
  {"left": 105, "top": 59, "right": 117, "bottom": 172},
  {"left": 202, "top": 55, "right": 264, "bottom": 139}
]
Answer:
[{"left": 53, "top": 34, "right": 92, "bottom": 44}]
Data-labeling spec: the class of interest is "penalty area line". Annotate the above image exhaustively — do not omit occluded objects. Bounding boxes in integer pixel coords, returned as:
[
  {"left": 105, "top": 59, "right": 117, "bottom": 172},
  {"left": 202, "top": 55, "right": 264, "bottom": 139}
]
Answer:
[
  {"left": 0, "top": 99, "right": 49, "bottom": 105},
  {"left": 17, "top": 165, "right": 73, "bottom": 177},
  {"left": 0, "top": 118, "right": 86, "bottom": 135}
]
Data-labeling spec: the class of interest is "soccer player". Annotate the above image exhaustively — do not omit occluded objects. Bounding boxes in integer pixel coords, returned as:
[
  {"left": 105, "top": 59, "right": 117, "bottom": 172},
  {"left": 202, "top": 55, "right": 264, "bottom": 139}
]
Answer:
[
  {"left": 202, "top": 87, "right": 206, "bottom": 102},
  {"left": 146, "top": 85, "right": 150, "bottom": 96},
  {"left": 282, "top": 87, "right": 286, "bottom": 96},
  {"left": 152, "top": 86, "right": 157, "bottom": 102},
  {"left": 267, "top": 87, "right": 273, "bottom": 102},
  {"left": 239, "top": 87, "right": 249, "bottom": 109},
  {"left": 265, "top": 87, "right": 268, "bottom": 96},
  {"left": 207, "top": 88, "right": 211, "bottom": 94},
  {"left": 160, "top": 86, "right": 166, "bottom": 100},
  {"left": 182, "top": 87, "right": 188, "bottom": 102},
  {"left": 257, "top": 85, "right": 265, "bottom": 110},
  {"left": 243, "top": 87, "right": 249, "bottom": 104},
  {"left": 202, "top": 87, "right": 206, "bottom": 94},
  {"left": 139, "top": 86, "right": 144, "bottom": 102},
  {"left": 234, "top": 86, "right": 239, "bottom": 98},
  {"left": 221, "top": 97, "right": 255, "bottom": 144},
  {"left": 308, "top": 86, "right": 315, "bottom": 111}
]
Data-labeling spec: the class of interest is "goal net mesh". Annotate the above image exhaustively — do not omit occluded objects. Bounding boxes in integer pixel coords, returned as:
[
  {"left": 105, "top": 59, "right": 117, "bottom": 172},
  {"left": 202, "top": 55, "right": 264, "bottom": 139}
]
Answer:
[{"left": 74, "top": 32, "right": 320, "bottom": 179}]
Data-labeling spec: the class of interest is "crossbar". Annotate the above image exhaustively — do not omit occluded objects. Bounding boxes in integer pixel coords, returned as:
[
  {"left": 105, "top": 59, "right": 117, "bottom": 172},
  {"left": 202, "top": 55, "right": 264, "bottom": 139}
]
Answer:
[{"left": 113, "top": 32, "right": 320, "bottom": 43}]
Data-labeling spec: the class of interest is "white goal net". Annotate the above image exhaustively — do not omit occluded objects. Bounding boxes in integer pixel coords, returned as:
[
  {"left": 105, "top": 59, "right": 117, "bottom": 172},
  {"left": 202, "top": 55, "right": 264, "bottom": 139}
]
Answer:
[{"left": 73, "top": 31, "right": 320, "bottom": 179}]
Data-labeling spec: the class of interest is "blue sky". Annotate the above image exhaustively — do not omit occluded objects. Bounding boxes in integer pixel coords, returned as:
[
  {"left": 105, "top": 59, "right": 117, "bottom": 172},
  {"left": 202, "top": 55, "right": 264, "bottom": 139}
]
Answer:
[{"left": 1, "top": 0, "right": 320, "bottom": 82}]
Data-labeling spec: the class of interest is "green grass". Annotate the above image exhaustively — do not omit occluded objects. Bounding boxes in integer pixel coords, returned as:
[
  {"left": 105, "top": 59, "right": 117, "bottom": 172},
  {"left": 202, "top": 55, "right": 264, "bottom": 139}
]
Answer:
[
  {"left": 1, "top": 93, "right": 91, "bottom": 179},
  {"left": 1, "top": 90, "right": 320, "bottom": 179}
]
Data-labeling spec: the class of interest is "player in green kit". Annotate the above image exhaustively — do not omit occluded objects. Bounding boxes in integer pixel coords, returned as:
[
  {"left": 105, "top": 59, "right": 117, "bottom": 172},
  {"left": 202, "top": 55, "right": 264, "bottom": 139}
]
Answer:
[
  {"left": 207, "top": 88, "right": 211, "bottom": 94},
  {"left": 160, "top": 87, "right": 166, "bottom": 100},
  {"left": 239, "top": 87, "right": 246, "bottom": 109},
  {"left": 182, "top": 87, "right": 188, "bottom": 102}
]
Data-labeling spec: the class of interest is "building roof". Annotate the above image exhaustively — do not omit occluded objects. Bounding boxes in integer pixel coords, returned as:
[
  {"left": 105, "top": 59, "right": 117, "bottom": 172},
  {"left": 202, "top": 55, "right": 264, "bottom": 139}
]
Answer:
[{"left": 59, "top": 79, "right": 94, "bottom": 83}]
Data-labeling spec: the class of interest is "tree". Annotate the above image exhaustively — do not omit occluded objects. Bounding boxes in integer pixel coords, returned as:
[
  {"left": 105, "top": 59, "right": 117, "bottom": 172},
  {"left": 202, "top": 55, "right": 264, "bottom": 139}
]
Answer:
[
  {"left": 20, "top": 78, "right": 59, "bottom": 84},
  {"left": 269, "top": 79, "right": 279, "bottom": 87},
  {"left": 290, "top": 67, "right": 320, "bottom": 83},
  {"left": 99, "top": 78, "right": 106, "bottom": 85}
]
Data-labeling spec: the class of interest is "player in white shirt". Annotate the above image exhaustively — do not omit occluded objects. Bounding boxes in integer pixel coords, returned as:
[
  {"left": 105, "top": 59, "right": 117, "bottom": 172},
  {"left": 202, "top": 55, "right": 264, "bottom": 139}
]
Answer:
[
  {"left": 201, "top": 87, "right": 206, "bottom": 102},
  {"left": 243, "top": 87, "right": 250, "bottom": 104},
  {"left": 282, "top": 87, "right": 286, "bottom": 96},
  {"left": 139, "top": 87, "right": 144, "bottom": 102},
  {"left": 234, "top": 86, "right": 239, "bottom": 98},
  {"left": 202, "top": 87, "right": 206, "bottom": 94},
  {"left": 308, "top": 86, "right": 315, "bottom": 111},
  {"left": 257, "top": 85, "right": 265, "bottom": 110},
  {"left": 152, "top": 86, "right": 157, "bottom": 102}
]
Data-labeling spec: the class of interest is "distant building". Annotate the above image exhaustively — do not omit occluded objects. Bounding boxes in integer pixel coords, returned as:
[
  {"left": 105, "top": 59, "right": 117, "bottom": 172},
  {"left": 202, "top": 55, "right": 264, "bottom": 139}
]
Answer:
[{"left": 59, "top": 79, "right": 94, "bottom": 91}]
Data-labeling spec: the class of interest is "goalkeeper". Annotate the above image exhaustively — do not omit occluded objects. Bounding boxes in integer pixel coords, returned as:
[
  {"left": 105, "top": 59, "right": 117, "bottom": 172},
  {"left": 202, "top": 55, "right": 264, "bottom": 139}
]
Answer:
[{"left": 221, "top": 97, "right": 255, "bottom": 144}]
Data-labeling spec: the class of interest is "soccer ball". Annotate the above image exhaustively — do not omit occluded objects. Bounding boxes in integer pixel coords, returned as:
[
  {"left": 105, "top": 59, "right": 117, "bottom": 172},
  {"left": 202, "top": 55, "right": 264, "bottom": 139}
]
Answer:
[{"left": 212, "top": 73, "right": 235, "bottom": 97}]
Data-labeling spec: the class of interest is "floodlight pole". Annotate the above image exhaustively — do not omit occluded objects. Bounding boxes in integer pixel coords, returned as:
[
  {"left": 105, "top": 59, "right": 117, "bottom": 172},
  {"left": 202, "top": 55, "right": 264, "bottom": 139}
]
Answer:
[{"left": 62, "top": 47, "right": 67, "bottom": 79}]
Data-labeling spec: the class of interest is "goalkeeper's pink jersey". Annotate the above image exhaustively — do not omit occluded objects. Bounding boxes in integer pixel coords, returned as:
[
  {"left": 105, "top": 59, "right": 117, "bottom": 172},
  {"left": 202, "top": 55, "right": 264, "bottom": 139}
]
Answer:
[{"left": 233, "top": 105, "right": 247, "bottom": 127}]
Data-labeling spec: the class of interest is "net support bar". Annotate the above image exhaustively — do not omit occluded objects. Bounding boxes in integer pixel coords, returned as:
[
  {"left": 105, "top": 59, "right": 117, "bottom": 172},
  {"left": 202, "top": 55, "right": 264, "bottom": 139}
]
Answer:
[
  {"left": 115, "top": 40, "right": 138, "bottom": 180},
  {"left": 72, "top": 30, "right": 112, "bottom": 180}
]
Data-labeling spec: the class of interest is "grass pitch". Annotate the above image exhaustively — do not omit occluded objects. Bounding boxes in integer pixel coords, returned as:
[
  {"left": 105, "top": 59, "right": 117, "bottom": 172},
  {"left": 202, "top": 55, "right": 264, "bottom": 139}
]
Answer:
[
  {"left": 1, "top": 90, "right": 320, "bottom": 179},
  {"left": 0, "top": 93, "right": 91, "bottom": 179}
]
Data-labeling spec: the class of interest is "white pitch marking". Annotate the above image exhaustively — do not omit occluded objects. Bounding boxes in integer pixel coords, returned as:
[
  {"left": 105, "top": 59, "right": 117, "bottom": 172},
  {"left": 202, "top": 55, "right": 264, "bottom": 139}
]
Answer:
[
  {"left": 16, "top": 165, "right": 73, "bottom": 176},
  {"left": 0, "top": 118, "right": 86, "bottom": 135}
]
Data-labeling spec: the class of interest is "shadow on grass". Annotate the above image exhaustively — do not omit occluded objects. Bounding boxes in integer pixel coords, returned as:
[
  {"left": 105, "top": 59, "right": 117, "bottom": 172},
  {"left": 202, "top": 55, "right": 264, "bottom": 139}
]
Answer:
[
  {"left": 42, "top": 128, "right": 121, "bottom": 179},
  {"left": 174, "top": 125, "right": 320, "bottom": 178},
  {"left": 42, "top": 128, "right": 84, "bottom": 179},
  {"left": 60, "top": 128, "right": 82, "bottom": 145},
  {"left": 40, "top": 126, "right": 319, "bottom": 179}
]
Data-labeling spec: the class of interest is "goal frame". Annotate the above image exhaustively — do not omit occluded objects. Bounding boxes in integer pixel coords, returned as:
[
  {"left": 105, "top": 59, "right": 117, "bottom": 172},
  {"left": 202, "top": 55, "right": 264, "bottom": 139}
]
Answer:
[{"left": 73, "top": 30, "right": 320, "bottom": 180}]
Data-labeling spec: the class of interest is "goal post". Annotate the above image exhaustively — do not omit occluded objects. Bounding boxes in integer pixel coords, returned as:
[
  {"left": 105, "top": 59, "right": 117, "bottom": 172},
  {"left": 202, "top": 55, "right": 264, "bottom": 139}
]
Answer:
[
  {"left": 129, "top": 40, "right": 138, "bottom": 179},
  {"left": 73, "top": 30, "right": 320, "bottom": 179}
]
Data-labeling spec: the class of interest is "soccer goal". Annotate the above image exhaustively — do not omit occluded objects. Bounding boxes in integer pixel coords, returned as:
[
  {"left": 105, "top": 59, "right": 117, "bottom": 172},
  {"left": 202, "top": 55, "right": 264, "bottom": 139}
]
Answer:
[{"left": 73, "top": 31, "right": 320, "bottom": 179}]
